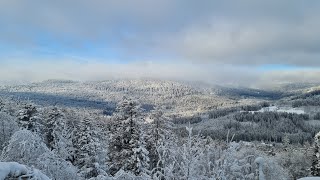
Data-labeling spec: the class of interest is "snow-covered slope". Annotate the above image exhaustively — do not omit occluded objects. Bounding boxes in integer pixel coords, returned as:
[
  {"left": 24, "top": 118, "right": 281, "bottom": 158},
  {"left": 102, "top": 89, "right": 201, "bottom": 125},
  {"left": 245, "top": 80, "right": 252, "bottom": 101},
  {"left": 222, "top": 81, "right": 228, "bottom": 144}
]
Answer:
[{"left": 0, "top": 79, "right": 241, "bottom": 115}]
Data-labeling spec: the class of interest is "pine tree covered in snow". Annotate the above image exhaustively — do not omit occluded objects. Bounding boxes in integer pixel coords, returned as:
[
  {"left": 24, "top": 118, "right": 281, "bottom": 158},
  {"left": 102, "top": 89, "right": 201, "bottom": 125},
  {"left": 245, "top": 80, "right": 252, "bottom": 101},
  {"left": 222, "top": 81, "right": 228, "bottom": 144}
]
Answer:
[
  {"left": 0, "top": 112, "right": 19, "bottom": 150},
  {"left": 0, "top": 129, "right": 79, "bottom": 179},
  {"left": 1, "top": 130, "right": 48, "bottom": 165},
  {"left": 44, "top": 107, "right": 74, "bottom": 161},
  {"left": 36, "top": 151, "right": 78, "bottom": 180},
  {"left": 0, "top": 99, "right": 4, "bottom": 112},
  {"left": 17, "top": 103, "right": 41, "bottom": 132},
  {"left": 44, "top": 107, "right": 63, "bottom": 150},
  {"left": 132, "top": 130, "right": 150, "bottom": 177},
  {"left": 108, "top": 98, "right": 150, "bottom": 176},
  {"left": 311, "top": 131, "right": 320, "bottom": 176},
  {"left": 73, "top": 116, "right": 102, "bottom": 178},
  {"left": 145, "top": 109, "right": 174, "bottom": 176}
]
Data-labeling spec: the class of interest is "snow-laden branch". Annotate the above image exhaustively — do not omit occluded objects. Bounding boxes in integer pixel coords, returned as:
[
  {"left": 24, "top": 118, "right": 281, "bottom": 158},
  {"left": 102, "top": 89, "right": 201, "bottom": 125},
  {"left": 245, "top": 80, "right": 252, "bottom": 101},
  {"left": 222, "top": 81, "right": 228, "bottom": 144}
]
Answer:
[{"left": 0, "top": 162, "right": 50, "bottom": 180}]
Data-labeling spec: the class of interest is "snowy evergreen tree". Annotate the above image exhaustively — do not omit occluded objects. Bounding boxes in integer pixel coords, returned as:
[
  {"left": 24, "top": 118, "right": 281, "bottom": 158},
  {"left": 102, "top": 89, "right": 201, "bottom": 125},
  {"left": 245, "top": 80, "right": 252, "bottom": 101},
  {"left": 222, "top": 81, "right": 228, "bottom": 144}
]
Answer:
[
  {"left": 311, "top": 131, "right": 320, "bottom": 176},
  {"left": 0, "top": 99, "right": 4, "bottom": 111},
  {"left": 0, "top": 130, "right": 48, "bottom": 165},
  {"left": 0, "top": 129, "right": 79, "bottom": 179},
  {"left": 283, "top": 134, "right": 290, "bottom": 150},
  {"left": 108, "top": 97, "right": 150, "bottom": 176},
  {"left": 17, "top": 103, "right": 41, "bottom": 132},
  {"left": 73, "top": 116, "right": 104, "bottom": 179},
  {"left": 132, "top": 130, "right": 150, "bottom": 176},
  {"left": 0, "top": 112, "right": 19, "bottom": 150},
  {"left": 94, "top": 116, "right": 110, "bottom": 177},
  {"left": 44, "top": 107, "right": 63, "bottom": 150},
  {"left": 36, "top": 151, "right": 79, "bottom": 180},
  {"left": 43, "top": 107, "right": 74, "bottom": 161},
  {"left": 152, "top": 126, "right": 179, "bottom": 179},
  {"left": 145, "top": 109, "right": 174, "bottom": 176}
]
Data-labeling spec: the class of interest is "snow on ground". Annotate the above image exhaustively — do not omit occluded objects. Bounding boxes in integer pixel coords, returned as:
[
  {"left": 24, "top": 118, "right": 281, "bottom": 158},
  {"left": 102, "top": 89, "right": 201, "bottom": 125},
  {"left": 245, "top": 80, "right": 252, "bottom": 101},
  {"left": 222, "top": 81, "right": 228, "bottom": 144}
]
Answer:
[
  {"left": 0, "top": 162, "right": 28, "bottom": 179},
  {"left": 0, "top": 162, "right": 50, "bottom": 180},
  {"left": 145, "top": 117, "right": 153, "bottom": 123},
  {"left": 258, "top": 106, "right": 305, "bottom": 114},
  {"left": 298, "top": 177, "right": 320, "bottom": 180}
]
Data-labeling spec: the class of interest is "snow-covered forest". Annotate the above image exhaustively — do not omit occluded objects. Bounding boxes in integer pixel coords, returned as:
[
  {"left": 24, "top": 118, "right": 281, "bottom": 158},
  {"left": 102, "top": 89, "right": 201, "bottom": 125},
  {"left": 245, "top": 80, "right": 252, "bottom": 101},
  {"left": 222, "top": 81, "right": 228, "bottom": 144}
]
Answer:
[{"left": 1, "top": 80, "right": 320, "bottom": 179}]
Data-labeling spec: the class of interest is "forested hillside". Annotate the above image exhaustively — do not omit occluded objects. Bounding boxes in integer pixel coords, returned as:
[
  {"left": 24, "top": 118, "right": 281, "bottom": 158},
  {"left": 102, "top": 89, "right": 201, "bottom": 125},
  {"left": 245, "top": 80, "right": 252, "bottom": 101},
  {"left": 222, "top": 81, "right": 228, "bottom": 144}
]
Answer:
[{"left": 1, "top": 80, "right": 320, "bottom": 179}]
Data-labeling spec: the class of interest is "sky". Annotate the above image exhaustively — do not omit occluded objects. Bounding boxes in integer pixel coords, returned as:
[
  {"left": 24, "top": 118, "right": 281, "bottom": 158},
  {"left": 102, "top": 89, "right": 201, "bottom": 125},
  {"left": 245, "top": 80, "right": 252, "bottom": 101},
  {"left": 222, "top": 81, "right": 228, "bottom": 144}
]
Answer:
[{"left": 1, "top": 0, "right": 320, "bottom": 87}]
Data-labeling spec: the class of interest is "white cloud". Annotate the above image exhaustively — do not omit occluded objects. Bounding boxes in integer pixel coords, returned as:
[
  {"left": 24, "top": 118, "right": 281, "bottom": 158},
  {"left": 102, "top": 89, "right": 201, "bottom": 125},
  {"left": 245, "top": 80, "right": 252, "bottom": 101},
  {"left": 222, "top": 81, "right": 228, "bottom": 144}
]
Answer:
[{"left": 164, "top": 15, "right": 320, "bottom": 66}]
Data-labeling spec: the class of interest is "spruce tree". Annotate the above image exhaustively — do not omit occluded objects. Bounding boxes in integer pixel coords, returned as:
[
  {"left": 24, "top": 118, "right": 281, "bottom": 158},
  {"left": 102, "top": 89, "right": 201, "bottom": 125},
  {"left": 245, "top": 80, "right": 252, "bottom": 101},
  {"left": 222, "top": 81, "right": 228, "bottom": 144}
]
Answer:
[
  {"left": 17, "top": 104, "right": 39, "bottom": 131},
  {"left": 73, "top": 116, "right": 101, "bottom": 178},
  {"left": 311, "top": 131, "right": 320, "bottom": 176},
  {"left": 44, "top": 107, "right": 63, "bottom": 150},
  {"left": 108, "top": 97, "right": 150, "bottom": 176},
  {"left": 44, "top": 107, "right": 74, "bottom": 161},
  {"left": 146, "top": 109, "right": 174, "bottom": 177}
]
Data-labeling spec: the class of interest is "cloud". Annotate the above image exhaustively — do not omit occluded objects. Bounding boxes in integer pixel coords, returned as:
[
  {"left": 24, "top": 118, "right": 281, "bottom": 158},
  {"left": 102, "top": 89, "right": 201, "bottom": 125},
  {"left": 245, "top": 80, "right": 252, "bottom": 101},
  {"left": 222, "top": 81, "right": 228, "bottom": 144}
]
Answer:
[
  {"left": 260, "top": 69, "right": 320, "bottom": 84},
  {"left": 0, "top": 0, "right": 177, "bottom": 41},
  {"left": 166, "top": 16, "right": 320, "bottom": 66},
  {"left": 1, "top": 0, "right": 320, "bottom": 86}
]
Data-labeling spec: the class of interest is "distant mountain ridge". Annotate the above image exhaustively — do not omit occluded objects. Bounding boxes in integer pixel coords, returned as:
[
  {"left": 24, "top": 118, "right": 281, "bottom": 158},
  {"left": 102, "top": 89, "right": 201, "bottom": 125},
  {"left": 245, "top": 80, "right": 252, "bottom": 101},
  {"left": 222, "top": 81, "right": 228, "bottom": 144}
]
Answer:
[{"left": 1, "top": 79, "right": 320, "bottom": 116}]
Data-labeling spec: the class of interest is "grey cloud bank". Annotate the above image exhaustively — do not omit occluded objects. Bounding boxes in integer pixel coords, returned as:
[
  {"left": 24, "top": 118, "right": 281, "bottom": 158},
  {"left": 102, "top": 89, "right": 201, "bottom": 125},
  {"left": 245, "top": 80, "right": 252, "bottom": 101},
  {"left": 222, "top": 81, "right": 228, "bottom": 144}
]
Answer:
[{"left": 0, "top": 0, "right": 320, "bottom": 85}]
